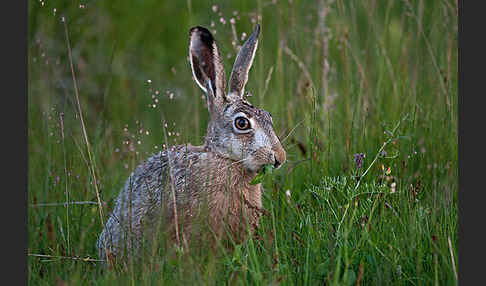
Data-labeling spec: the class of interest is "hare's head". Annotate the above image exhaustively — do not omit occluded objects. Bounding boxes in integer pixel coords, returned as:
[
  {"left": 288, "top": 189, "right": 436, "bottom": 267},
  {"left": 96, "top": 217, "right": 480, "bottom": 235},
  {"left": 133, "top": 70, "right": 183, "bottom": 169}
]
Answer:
[{"left": 189, "top": 25, "right": 286, "bottom": 173}]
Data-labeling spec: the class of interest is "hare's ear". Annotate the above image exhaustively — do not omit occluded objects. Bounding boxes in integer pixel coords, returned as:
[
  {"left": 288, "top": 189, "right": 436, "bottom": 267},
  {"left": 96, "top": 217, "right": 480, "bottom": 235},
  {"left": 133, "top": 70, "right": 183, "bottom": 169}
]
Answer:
[
  {"left": 189, "top": 26, "right": 227, "bottom": 111},
  {"left": 228, "top": 24, "right": 260, "bottom": 100}
]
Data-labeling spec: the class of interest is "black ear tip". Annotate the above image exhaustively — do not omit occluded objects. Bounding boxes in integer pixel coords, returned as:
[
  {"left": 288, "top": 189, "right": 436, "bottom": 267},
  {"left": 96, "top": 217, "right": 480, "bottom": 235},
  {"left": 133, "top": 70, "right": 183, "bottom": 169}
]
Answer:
[
  {"left": 251, "top": 24, "right": 260, "bottom": 38},
  {"left": 189, "top": 26, "right": 211, "bottom": 36},
  {"left": 189, "top": 26, "right": 214, "bottom": 44}
]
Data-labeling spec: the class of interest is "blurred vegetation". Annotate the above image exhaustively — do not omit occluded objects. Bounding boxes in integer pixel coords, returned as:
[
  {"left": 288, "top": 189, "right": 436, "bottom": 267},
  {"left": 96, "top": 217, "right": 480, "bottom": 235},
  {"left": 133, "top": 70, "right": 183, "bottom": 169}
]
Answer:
[{"left": 28, "top": 0, "right": 458, "bottom": 284}]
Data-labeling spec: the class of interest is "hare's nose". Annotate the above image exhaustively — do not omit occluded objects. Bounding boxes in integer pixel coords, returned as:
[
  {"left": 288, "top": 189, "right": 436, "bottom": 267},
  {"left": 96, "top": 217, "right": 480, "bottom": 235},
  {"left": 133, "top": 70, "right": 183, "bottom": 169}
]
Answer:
[{"left": 272, "top": 147, "right": 286, "bottom": 169}]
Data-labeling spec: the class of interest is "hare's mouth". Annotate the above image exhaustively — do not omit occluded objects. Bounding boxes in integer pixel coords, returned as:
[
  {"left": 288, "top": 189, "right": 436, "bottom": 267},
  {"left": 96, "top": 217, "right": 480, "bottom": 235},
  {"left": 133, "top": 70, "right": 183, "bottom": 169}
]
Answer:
[
  {"left": 241, "top": 148, "right": 279, "bottom": 173},
  {"left": 261, "top": 163, "right": 276, "bottom": 172}
]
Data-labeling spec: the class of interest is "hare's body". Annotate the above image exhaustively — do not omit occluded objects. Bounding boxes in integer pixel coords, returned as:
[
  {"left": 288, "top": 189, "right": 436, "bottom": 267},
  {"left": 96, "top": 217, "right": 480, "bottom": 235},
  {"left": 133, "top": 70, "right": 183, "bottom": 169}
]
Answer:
[
  {"left": 97, "top": 24, "right": 286, "bottom": 263},
  {"left": 97, "top": 144, "right": 264, "bottom": 261}
]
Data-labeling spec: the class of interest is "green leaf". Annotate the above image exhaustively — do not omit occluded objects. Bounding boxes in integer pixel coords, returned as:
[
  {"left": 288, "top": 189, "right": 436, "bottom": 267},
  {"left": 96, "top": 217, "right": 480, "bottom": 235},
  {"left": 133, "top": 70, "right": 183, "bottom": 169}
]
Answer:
[
  {"left": 249, "top": 164, "right": 274, "bottom": 185},
  {"left": 250, "top": 172, "right": 266, "bottom": 185},
  {"left": 344, "top": 269, "right": 357, "bottom": 286},
  {"left": 264, "top": 164, "right": 274, "bottom": 174}
]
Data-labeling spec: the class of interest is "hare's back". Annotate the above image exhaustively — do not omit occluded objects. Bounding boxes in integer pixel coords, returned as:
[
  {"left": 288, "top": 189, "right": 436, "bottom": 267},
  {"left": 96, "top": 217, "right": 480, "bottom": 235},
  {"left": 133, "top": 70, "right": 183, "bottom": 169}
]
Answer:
[
  {"left": 97, "top": 148, "right": 185, "bottom": 261},
  {"left": 108, "top": 145, "right": 207, "bottom": 223}
]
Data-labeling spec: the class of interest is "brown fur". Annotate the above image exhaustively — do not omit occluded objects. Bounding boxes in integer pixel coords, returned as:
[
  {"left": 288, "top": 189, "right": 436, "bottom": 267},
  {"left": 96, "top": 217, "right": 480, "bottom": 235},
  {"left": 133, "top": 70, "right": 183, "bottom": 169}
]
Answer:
[{"left": 96, "top": 24, "right": 285, "bottom": 264}]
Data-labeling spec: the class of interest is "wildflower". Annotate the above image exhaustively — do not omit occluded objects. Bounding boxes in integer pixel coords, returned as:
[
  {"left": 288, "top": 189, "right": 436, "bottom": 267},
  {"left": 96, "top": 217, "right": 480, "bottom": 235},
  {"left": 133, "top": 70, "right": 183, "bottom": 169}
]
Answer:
[
  {"left": 285, "top": 190, "right": 291, "bottom": 203},
  {"left": 353, "top": 153, "right": 365, "bottom": 169}
]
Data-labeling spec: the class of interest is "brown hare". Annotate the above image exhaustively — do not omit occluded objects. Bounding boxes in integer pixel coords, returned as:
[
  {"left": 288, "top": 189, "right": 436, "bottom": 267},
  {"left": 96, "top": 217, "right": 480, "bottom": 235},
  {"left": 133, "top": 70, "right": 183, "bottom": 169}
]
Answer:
[{"left": 97, "top": 24, "right": 286, "bottom": 263}]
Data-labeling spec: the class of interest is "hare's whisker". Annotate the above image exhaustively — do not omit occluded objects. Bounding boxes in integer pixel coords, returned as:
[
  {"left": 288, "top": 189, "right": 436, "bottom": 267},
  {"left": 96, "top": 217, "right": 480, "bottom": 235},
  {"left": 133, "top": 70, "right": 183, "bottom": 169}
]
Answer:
[{"left": 220, "top": 157, "right": 252, "bottom": 172}]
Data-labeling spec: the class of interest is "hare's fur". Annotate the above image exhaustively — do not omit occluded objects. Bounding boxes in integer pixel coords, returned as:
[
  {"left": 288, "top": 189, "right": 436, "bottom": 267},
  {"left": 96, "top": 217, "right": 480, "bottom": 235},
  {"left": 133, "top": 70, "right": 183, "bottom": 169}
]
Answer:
[{"left": 97, "top": 25, "right": 286, "bottom": 262}]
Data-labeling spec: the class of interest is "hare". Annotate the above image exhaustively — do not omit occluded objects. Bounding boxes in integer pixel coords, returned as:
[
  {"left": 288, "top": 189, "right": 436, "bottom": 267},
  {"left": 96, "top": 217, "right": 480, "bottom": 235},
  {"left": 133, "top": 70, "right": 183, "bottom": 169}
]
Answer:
[{"left": 97, "top": 24, "right": 286, "bottom": 263}]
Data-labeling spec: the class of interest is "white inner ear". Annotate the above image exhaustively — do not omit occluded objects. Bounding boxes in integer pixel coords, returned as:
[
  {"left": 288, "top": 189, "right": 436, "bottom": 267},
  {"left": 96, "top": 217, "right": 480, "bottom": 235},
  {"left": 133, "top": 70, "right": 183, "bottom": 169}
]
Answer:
[
  {"left": 243, "top": 40, "right": 258, "bottom": 94},
  {"left": 189, "top": 52, "right": 208, "bottom": 93}
]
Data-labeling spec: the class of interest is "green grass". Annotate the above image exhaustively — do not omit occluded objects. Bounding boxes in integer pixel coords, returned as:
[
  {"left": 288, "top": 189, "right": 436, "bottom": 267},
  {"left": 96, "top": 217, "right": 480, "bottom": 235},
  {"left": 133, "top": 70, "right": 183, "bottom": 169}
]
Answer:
[{"left": 28, "top": 0, "right": 458, "bottom": 284}]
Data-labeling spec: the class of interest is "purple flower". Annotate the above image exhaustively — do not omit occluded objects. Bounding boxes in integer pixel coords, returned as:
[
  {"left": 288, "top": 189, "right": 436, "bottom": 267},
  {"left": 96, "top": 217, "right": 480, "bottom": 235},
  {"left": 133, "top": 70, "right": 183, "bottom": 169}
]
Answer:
[{"left": 353, "top": 153, "right": 366, "bottom": 169}]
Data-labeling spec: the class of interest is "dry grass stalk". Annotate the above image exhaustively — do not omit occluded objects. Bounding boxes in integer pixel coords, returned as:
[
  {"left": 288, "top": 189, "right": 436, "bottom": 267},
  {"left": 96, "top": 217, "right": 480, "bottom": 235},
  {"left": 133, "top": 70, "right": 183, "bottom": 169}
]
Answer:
[
  {"left": 261, "top": 65, "right": 274, "bottom": 99},
  {"left": 62, "top": 16, "right": 106, "bottom": 254},
  {"left": 160, "top": 115, "right": 181, "bottom": 249},
  {"left": 448, "top": 236, "right": 458, "bottom": 281},
  {"left": 59, "top": 112, "right": 70, "bottom": 255},
  {"left": 282, "top": 45, "right": 315, "bottom": 90},
  {"left": 318, "top": 0, "right": 331, "bottom": 98},
  {"left": 30, "top": 201, "right": 100, "bottom": 207},
  {"left": 29, "top": 253, "right": 104, "bottom": 263}
]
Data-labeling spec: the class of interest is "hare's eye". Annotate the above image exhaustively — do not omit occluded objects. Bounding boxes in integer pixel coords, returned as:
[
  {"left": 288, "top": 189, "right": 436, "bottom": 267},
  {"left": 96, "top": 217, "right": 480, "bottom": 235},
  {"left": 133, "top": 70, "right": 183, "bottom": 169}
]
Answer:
[{"left": 234, "top": 117, "right": 251, "bottom": 131}]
